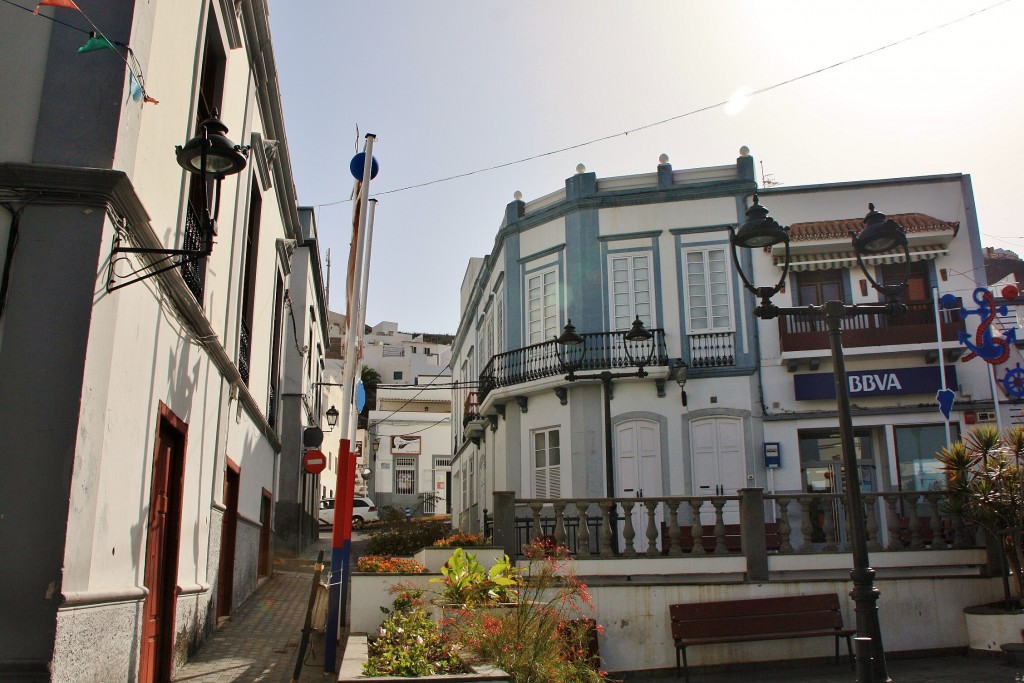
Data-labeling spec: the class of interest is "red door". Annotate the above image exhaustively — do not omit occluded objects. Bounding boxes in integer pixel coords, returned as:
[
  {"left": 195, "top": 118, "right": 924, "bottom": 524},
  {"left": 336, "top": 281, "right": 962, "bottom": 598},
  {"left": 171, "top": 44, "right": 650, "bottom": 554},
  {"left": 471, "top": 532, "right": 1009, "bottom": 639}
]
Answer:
[
  {"left": 217, "top": 459, "right": 240, "bottom": 619},
  {"left": 140, "top": 405, "right": 187, "bottom": 683}
]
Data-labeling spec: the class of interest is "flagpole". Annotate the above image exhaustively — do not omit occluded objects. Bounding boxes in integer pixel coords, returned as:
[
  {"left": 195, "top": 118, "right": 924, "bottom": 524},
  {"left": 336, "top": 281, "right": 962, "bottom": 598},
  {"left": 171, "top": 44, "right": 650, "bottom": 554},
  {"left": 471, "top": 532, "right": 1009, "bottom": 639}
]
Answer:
[
  {"left": 325, "top": 134, "right": 376, "bottom": 673},
  {"left": 933, "top": 287, "right": 952, "bottom": 447}
]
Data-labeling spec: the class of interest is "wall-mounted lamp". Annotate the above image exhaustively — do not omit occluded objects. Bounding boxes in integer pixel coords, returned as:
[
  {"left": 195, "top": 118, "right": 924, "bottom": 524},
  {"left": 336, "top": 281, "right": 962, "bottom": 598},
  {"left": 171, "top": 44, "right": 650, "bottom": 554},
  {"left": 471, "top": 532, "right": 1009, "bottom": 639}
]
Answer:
[
  {"left": 372, "top": 438, "right": 381, "bottom": 453},
  {"left": 107, "top": 110, "right": 249, "bottom": 292},
  {"left": 324, "top": 405, "right": 339, "bottom": 431},
  {"left": 670, "top": 358, "right": 689, "bottom": 406}
]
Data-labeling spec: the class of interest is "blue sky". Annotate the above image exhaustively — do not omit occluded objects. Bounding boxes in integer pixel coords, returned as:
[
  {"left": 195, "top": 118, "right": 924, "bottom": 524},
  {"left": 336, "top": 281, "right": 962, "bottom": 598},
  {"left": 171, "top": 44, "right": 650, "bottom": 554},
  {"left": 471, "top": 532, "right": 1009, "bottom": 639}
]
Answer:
[{"left": 267, "top": 0, "right": 1024, "bottom": 335}]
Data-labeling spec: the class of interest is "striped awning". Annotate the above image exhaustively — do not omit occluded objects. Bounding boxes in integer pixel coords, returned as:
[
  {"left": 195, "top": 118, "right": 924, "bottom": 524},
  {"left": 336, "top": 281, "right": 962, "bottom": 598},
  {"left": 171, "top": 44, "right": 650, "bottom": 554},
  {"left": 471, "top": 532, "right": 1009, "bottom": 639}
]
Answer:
[{"left": 772, "top": 245, "right": 949, "bottom": 272}]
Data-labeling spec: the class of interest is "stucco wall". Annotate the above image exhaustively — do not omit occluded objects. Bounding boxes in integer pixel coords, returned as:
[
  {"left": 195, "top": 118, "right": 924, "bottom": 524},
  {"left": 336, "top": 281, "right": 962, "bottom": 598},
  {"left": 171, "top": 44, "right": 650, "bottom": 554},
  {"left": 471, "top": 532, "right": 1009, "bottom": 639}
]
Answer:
[{"left": 51, "top": 600, "right": 144, "bottom": 683}]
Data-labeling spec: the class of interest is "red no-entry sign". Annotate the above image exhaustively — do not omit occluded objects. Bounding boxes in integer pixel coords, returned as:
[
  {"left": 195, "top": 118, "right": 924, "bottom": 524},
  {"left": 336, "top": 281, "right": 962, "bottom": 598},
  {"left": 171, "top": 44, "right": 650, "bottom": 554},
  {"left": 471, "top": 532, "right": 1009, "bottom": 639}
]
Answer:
[{"left": 303, "top": 449, "right": 327, "bottom": 474}]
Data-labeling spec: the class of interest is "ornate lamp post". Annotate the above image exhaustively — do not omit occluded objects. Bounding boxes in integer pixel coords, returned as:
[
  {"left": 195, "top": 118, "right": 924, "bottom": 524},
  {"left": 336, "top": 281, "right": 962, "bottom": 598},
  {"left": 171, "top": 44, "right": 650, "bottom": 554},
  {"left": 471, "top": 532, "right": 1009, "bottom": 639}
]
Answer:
[
  {"left": 555, "top": 316, "right": 656, "bottom": 554},
  {"left": 730, "top": 195, "right": 910, "bottom": 683}
]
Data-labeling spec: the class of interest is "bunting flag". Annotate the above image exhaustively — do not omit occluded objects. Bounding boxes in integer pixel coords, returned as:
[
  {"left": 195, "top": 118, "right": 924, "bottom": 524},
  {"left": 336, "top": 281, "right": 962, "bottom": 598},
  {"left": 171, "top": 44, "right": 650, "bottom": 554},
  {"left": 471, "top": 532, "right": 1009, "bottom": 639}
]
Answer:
[
  {"left": 78, "top": 33, "right": 116, "bottom": 53},
  {"left": 128, "top": 71, "right": 143, "bottom": 102},
  {"left": 34, "top": 0, "right": 80, "bottom": 14}
]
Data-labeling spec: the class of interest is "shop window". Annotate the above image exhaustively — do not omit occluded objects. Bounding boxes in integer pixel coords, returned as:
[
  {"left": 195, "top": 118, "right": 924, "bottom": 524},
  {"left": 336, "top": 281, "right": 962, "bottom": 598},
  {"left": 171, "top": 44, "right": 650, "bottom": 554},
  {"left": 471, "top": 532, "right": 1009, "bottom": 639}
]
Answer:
[{"left": 895, "top": 424, "right": 958, "bottom": 492}]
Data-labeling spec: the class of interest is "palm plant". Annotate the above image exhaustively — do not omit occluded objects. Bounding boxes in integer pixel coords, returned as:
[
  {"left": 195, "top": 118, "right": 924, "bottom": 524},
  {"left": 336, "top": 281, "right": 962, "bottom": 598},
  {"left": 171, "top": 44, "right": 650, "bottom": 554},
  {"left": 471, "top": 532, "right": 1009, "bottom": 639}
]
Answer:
[{"left": 937, "top": 425, "right": 1024, "bottom": 606}]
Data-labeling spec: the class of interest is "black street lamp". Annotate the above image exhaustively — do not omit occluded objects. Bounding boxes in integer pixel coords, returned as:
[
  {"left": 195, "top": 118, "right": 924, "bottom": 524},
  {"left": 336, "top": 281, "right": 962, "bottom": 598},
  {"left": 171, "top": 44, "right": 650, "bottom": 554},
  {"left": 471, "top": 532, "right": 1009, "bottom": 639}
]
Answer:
[
  {"left": 324, "top": 405, "right": 340, "bottom": 431},
  {"left": 730, "top": 195, "right": 909, "bottom": 683},
  {"left": 555, "top": 316, "right": 656, "bottom": 520}
]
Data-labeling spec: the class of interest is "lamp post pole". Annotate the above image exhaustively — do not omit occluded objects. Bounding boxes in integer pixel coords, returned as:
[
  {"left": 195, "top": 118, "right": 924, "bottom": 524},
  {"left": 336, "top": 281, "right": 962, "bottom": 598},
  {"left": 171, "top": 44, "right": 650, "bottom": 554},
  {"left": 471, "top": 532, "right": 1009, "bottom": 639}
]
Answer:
[{"left": 730, "top": 196, "right": 909, "bottom": 683}]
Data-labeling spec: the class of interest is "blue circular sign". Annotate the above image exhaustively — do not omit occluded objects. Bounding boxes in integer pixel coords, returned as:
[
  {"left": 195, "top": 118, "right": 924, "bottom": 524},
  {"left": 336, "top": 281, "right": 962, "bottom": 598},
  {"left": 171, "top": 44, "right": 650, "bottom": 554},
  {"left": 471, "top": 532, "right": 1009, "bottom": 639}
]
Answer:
[
  {"left": 356, "top": 381, "right": 366, "bottom": 412},
  {"left": 350, "top": 152, "right": 380, "bottom": 181}
]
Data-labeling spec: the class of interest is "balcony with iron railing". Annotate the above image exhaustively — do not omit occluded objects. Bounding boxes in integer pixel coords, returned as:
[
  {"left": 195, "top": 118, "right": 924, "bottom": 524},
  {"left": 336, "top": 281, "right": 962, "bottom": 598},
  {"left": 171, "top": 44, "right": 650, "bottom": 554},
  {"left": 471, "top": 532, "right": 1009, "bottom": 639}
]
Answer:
[
  {"left": 238, "top": 319, "right": 252, "bottom": 385},
  {"left": 779, "top": 299, "right": 964, "bottom": 353},
  {"left": 477, "top": 329, "right": 670, "bottom": 403},
  {"left": 181, "top": 201, "right": 206, "bottom": 303}
]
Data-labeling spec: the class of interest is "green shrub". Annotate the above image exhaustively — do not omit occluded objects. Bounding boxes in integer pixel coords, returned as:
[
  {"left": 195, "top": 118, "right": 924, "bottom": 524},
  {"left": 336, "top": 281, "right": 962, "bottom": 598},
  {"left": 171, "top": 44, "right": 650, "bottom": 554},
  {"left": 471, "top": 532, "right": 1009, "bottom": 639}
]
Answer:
[{"left": 365, "top": 517, "right": 452, "bottom": 556}]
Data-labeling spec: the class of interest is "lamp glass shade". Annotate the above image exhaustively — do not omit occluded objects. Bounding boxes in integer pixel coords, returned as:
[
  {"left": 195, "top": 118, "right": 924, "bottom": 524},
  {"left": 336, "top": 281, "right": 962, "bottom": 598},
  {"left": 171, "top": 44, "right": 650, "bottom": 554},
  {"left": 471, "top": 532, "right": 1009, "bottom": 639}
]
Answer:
[
  {"left": 325, "top": 405, "right": 339, "bottom": 428},
  {"left": 555, "top": 320, "right": 584, "bottom": 346},
  {"left": 854, "top": 209, "right": 908, "bottom": 255},
  {"left": 732, "top": 199, "right": 788, "bottom": 249},
  {"left": 176, "top": 115, "right": 247, "bottom": 178},
  {"left": 624, "top": 316, "right": 653, "bottom": 341}
]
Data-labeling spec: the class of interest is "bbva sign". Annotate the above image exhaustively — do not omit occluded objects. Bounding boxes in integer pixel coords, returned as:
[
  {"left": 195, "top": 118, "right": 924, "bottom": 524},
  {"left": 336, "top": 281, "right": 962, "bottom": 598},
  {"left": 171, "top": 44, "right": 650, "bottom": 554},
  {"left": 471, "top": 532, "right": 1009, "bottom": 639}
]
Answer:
[{"left": 794, "top": 366, "right": 958, "bottom": 401}]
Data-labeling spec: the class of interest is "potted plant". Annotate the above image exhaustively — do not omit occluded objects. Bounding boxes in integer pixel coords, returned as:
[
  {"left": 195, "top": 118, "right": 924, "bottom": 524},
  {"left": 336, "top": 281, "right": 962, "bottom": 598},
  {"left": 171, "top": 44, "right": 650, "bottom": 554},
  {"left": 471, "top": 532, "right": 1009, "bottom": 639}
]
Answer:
[{"left": 938, "top": 425, "right": 1024, "bottom": 654}]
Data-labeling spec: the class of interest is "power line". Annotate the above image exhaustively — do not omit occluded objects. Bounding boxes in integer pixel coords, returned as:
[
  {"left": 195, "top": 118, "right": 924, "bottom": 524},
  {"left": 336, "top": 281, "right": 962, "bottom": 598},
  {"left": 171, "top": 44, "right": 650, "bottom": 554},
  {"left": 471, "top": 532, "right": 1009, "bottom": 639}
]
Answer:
[{"left": 313, "top": 0, "right": 1014, "bottom": 208}]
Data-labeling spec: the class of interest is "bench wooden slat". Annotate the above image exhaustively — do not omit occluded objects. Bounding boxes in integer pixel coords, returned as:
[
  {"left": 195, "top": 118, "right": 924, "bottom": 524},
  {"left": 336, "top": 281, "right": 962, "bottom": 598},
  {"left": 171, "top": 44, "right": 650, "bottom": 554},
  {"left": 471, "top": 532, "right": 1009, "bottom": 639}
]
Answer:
[{"left": 668, "top": 593, "right": 854, "bottom": 683}]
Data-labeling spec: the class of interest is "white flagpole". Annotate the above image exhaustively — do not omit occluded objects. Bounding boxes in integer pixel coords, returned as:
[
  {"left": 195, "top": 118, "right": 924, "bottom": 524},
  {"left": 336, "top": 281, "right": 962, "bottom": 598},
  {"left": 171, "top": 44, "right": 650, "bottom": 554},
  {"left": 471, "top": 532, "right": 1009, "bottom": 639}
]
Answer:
[
  {"left": 326, "top": 134, "right": 375, "bottom": 673},
  {"left": 933, "top": 287, "right": 951, "bottom": 447},
  {"left": 350, "top": 198, "right": 377, "bottom": 446}
]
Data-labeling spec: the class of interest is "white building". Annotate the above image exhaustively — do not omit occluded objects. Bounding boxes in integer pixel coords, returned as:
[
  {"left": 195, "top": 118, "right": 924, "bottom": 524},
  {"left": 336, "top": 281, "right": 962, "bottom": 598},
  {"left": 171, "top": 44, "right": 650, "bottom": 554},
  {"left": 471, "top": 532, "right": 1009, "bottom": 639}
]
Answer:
[
  {"left": 368, "top": 383, "right": 454, "bottom": 516},
  {"left": 450, "top": 152, "right": 997, "bottom": 544},
  {"left": 361, "top": 321, "right": 453, "bottom": 385},
  {"left": 0, "top": 1, "right": 320, "bottom": 680}
]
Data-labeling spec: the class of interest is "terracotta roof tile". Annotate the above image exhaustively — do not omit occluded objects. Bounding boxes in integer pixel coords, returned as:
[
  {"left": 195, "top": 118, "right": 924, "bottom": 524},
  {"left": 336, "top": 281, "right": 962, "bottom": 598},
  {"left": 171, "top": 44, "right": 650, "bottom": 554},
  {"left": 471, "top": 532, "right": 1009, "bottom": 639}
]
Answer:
[{"left": 787, "top": 213, "right": 959, "bottom": 242}]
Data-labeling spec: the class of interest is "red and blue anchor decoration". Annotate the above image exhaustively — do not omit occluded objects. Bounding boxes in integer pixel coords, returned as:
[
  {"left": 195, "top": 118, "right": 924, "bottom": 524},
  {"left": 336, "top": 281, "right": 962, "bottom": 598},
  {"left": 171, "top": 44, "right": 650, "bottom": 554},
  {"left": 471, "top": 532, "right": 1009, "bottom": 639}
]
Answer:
[{"left": 938, "top": 284, "right": 1023, "bottom": 417}]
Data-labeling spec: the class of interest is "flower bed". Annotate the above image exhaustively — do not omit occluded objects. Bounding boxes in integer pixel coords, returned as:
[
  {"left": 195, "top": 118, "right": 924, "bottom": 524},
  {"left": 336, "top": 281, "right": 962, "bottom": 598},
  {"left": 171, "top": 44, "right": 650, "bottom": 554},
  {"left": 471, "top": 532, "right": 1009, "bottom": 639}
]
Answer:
[{"left": 357, "top": 555, "right": 427, "bottom": 574}]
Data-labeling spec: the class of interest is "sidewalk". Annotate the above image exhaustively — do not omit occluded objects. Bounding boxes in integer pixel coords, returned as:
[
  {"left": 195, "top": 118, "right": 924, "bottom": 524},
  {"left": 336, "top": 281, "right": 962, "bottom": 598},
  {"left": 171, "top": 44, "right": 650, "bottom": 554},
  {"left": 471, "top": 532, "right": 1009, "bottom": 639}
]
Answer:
[{"left": 172, "top": 533, "right": 338, "bottom": 683}]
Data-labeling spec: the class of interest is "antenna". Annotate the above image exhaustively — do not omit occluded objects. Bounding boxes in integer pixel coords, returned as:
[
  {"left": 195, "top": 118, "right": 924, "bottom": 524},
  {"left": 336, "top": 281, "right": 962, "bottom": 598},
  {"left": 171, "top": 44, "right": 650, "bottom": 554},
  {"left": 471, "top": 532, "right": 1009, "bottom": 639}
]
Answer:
[
  {"left": 759, "top": 160, "right": 782, "bottom": 188},
  {"left": 325, "top": 248, "right": 331, "bottom": 312}
]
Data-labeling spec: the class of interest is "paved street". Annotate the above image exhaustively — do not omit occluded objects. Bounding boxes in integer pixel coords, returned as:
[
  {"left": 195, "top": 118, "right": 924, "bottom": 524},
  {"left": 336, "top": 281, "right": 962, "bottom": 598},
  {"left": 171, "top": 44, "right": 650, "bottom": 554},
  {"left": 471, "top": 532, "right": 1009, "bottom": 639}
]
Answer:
[{"left": 173, "top": 528, "right": 1024, "bottom": 683}]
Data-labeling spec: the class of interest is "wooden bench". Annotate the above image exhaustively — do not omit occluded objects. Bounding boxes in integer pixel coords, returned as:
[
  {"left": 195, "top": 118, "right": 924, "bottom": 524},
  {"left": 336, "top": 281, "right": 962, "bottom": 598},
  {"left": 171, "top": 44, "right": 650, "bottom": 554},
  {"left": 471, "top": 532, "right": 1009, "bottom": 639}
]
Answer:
[{"left": 669, "top": 593, "right": 855, "bottom": 682}]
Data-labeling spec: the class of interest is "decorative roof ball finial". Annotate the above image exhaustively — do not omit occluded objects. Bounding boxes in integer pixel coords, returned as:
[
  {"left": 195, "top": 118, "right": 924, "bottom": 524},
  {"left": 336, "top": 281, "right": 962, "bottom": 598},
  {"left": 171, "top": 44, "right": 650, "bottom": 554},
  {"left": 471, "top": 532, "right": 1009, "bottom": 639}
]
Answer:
[
  {"left": 576, "top": 163, "right": 586, "bottom": 174},
  {"left": 739, "top": 146, "right": 750, "bottom": 157},
  {"left": 659, "top": 153, "right": 670, "bottom": 165},
  {"left": 514, "top": 191, "right": 523, "bottom": 201}
]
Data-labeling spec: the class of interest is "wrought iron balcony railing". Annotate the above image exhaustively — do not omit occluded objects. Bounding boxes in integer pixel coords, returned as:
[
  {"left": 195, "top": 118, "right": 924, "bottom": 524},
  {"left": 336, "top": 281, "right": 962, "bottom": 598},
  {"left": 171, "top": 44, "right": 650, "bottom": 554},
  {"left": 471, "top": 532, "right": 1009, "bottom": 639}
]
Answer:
[
  {"left": 181, "top": 201, "right": 206, "bottom": 303},
  {"left": 478, "top": 329, "right": 669, "bottom": 402},
  {"left": 238, "top": 319, "right": 252, "bottom": 386}
]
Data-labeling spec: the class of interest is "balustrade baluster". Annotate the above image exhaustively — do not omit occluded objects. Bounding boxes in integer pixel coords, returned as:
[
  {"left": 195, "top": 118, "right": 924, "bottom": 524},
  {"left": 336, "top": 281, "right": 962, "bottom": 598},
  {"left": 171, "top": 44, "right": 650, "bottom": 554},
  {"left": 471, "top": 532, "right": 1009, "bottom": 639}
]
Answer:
[
  {"left": 927, "top": 494, "right": 944, "bottom": 550},
  {"left": 885, "top": 495, "right": 902, "bottom": 551},
  {"left": 777, "top": 497, "right": 794, "bottom": 554},
  {"left": 530, "top": 501, "right": 544, "bottom": 545},
  {"left": 689, "top": 500, "right": 705, "bottom": 555},
  {"left": 553, "top": 501, "right": 567, "bottom": 550},
  {"left": 952, "top": 513, "right": 969, "bottom": 549},
  {"left": 866, "top": 496, "right": 881, "bottom": 551},
  {"left": 712, "top": 499, "right": 728, "bottom": 555},
  {"left": 908, "top": 495, "right": 924, "bottom": 550},
  {"left": 799, "top": 497, "right": 815, "bottom": 554},
  {"left": 576, "top": 500, "right": 592, "bottom": 557},
  {"left": 621, "top": 500, "right": 637, "bottom": 557},
  {"left": 667, "top": 499, "right": 683, "bottom": 556},
  {"left": 599, "top": 501, "right": 614, "bottom": 558},
  {"left": 823, "top": 500, "right": 837, "bottom": 552},
  {"left": 645, "top": 500, "right": 660, "bottom": 557}
]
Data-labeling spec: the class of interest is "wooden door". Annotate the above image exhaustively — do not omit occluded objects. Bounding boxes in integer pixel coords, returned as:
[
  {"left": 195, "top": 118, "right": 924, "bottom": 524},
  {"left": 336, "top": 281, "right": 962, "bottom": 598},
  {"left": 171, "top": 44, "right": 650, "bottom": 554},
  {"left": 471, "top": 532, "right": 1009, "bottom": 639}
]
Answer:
[
  {"left": 217, "top": 460, "right": 240, "bottom": 618},
  {"left": 615, "top": 420, "right": 662, "bottom": 552},
  {"left": 258, "top": 488, "right": 271, "bottom": 578},
  {"left": 690, "top": 417, "right": 745, "bottom": 524},
  {"left": 140, "top": 406, "right": 187, "bottom": 683}
]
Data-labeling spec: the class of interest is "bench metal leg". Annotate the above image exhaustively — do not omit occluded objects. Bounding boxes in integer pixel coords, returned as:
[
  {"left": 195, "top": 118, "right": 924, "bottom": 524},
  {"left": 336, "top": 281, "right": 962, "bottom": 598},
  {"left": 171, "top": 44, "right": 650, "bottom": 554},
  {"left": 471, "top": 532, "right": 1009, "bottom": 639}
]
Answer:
[{"left": 845, "top": 635, "right": 854, "bottom": 670}]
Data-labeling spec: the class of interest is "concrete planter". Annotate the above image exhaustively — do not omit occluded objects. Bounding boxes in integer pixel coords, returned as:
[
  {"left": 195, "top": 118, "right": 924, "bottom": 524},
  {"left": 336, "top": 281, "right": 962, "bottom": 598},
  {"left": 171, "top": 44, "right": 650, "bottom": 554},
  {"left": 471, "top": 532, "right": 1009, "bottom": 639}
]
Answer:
[
  {"left": 414, "top": 547, "right": 507, "bottom": 573},
  {"left": 963, "top": 603, "right": 1024, "bottom": 654},
  {"left": 338, "top": 633, "right": 510, "bottom": 682}
]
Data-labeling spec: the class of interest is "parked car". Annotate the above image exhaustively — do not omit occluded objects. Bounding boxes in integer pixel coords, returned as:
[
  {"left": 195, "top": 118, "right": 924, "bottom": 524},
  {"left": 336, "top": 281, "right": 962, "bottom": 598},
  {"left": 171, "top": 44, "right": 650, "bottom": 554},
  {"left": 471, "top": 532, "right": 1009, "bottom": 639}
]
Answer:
[{"left": 319, "top": 496, "right": 378, "bottom": 529}]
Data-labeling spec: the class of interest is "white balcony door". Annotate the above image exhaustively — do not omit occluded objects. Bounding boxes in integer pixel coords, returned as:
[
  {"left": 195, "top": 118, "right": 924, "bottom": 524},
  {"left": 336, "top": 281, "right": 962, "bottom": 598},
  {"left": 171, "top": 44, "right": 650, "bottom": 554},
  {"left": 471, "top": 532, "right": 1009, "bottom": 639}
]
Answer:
[
  {"left": 690, "top": 416, "right": 745, "bottom": 525},
  {"left": 608, "top": 254, "right": 653, "bottom": 366},
  {"left": 615, "top": 419, "right": 662, "bottom": 553}
]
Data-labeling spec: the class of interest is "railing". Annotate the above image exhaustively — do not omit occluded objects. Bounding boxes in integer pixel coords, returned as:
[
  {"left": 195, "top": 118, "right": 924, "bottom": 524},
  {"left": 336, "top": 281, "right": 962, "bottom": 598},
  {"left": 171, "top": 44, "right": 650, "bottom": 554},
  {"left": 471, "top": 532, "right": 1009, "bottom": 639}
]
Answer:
[
  {"left": 238, "top": 319, "right": 252, "bottom": 385},
  {"left": 181, "top": 201, "right": 205, "bottom": 303},
  {"left": 688, "top": 332, "right": 736, "bottom": 368},
  {"left": 463, "top": 391, "right": 480, "bottom": 426},
  {"left": 779, "top": 300, "right": 964, "bottom": 352},
  {"left": 479, "top": 329, "right": 669, "bottom": 402},
  {"left": 489, "top": 490, "right": 975, "bottom": 559}
]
